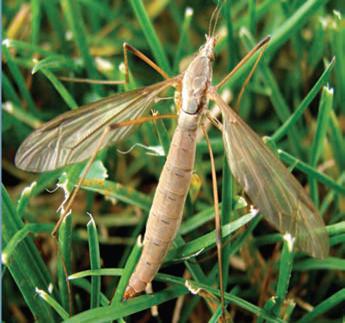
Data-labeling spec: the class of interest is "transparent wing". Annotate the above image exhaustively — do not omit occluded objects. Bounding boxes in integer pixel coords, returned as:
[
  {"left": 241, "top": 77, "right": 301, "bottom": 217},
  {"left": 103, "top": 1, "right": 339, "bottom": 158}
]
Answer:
[
  {"left": 15, "top": 79, "right": 176, "bottom": 172},
  {"left": 209, "top": 88, "right": 329, "bottom": 259}
]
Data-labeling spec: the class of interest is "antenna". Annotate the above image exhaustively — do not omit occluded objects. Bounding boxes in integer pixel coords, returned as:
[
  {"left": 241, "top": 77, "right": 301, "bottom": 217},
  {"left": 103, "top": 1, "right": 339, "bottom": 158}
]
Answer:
[{"left": 208, "top": 0, "right": 224, "bottom": 37}]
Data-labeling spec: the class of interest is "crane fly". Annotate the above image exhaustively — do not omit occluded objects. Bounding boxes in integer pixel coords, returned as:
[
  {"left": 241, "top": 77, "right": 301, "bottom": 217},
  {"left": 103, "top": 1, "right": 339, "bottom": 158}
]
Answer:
[{"left": 15, "top": 2, "right": 329, "bottom": 316}]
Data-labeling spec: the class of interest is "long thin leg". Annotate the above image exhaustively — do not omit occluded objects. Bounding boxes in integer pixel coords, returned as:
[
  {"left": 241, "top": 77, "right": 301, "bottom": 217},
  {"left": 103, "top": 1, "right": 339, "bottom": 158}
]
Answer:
[
  {"left": 216, "top": 35, "right": 270, "bottom": 91},
  {"left": 234, "top": 38, "right": 270, "bottom": 112},
  {"left": 52, "top": 127, "right": 111, "bottom": 237},
  {"left": 201, "top": 124, "right": 226, "bottom": 319},
  {"left": 123, "top": 43, "right": 170, "bottom": 81},
  {"left": 59, "top": 42, "right": 171, "bottom": 85}
]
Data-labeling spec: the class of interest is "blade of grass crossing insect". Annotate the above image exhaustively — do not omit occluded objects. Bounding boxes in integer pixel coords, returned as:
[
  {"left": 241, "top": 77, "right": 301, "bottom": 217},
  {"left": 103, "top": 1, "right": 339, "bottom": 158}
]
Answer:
[
  {"left": 279, "top": 151, "right": 344, "bottom": 195},
  {"left": 59, "top": 0, "right": 103, "bottom": 95},
  {"left": 240, "top": 30, "right": 301, "bottom": 157},
  {"left": 129, "top": 0, "right": 171, "bottom": 75},
  {"left": 2, "top": 43, "right": 37, "bottom": 113},
  {"left": 87, "top": 216, "right": 101, "bottom": 309},
  {"left": 272, "top": 57, "right": 336, "bottom": 142},
  {"left": 309, "top": 86, "right": 333, "bottom": 206},
  {"left": 2, "top": 185, "right": 59, "bottom": 321}
]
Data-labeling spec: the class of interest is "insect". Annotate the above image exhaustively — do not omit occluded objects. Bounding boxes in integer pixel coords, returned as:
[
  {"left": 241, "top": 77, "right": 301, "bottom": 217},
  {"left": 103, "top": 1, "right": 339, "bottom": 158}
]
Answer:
[{"left": 15, "top": 1, "right": 329, "bottom": 316}]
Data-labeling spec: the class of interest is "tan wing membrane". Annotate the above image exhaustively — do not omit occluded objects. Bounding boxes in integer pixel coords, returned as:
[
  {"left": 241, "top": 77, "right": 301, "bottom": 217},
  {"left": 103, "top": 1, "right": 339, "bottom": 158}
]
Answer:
[
  {"left": 15, "top": 79, "right": 175, "bottom": 172},
  {"left": 209, "top": 88, "right": 329, "bottom": 259}
]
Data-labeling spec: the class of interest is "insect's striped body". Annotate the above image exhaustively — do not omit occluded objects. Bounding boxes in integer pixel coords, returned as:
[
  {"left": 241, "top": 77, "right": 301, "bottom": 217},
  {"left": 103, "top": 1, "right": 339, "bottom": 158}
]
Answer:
[{"left": 123, "top": 36, "right": 216, "bottom": 298}]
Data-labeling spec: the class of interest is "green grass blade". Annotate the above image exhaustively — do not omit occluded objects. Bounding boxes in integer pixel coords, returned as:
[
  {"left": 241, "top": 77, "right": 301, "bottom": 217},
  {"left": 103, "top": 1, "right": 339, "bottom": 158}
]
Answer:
[
  {"left": 2, "top": 185, "right": 59, "bottom": 321},
  {"left": 87, "top": 215, "right": 101, "bottom": 308}
]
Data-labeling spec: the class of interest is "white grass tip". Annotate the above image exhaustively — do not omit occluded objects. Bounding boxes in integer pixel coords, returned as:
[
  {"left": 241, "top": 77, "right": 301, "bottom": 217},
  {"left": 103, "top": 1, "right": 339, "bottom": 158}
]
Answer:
[
  {"left": 239, "top": 26, "right": 250, "bottom": 37},
  {"left": 2, "top": 102, "right": 14, "bottom": 114},
  {"left": 137, "top": 235, "right": 144, "bottom": 247},
  {"left": 2, "top": 39, "right": 11, "bottom": 47},
  {"left": 48, "top": 283, "right": 54, "bottom": 294},
  {"left": 87, "top": 212, "right": 95, "bottom": 226},
  {"left": 95, "top": 56, "right": 114, "bottom": 71},
  {"left": 119, "top": 62, "right": 126, "bottom": 74},
  {"left": 283, "top": 232, "right": 296, "bottom": 252},
  {"left": 333, "top": 10, "right": 341, "bottom": 19},
  {"left": 185, "top": 281, "right": 201, "bottom": 295},
  {"left": 185, "top": 7, "right": 193, "bottom": 17},
  {"left": 324, "top": 85, "right": 334, "bottom": 94},
  {"left": 20, "top": 181, "right": 37, "bottom": 200},
  {"left": 117, "top": 143, "right": 165, "bottom": 156},
  {"left": 250, "top": 205, "right": 259, "bottom": 216},
  {"left": 35, "top": 287, "right": 48, "bottom": 300},
  {"left": 65, "top": 31, "right": 73, "bottom": 40},
  {"left": 238, "top": 196, "right": 247, "bottom": 207},
  {"left": 2, "top": 252, "right": 8, "bottom": 265},
  {"left": 175, "top": 248, "right": 205, "bottom": 262},
  {"left": 105, "top": 195, "right": 117, "bottom": 205}
]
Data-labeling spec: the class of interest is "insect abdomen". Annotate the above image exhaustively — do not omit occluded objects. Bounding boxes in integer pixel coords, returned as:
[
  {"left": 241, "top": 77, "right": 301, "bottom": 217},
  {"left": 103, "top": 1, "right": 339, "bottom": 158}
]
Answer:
[{"left": 123, "top": 112, "right": 201, "bottom": 298}]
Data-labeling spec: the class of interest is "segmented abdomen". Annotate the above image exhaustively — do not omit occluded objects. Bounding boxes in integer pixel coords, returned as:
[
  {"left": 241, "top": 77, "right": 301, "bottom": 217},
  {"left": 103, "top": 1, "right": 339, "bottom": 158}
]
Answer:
[{"left": 123, "top": 112, "right": 201, "bottom": 298}]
